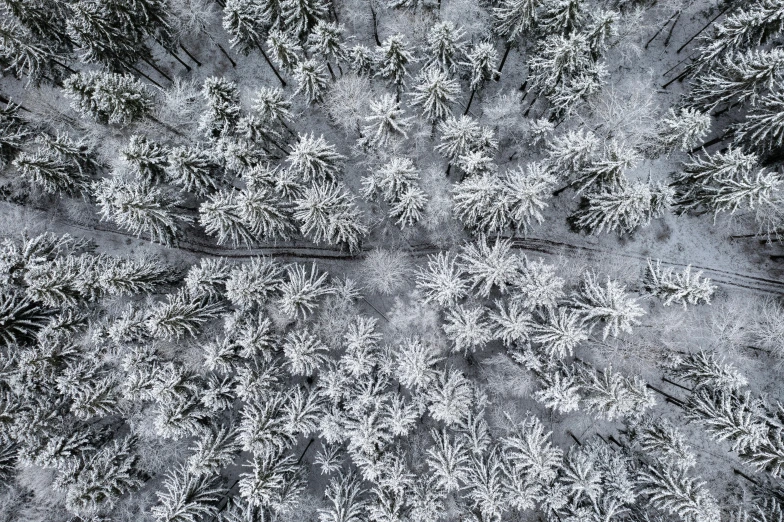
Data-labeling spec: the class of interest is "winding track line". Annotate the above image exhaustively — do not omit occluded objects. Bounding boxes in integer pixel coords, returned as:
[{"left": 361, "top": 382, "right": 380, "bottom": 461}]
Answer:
[{"left": 54, "top": 218, "right": 784, "bottom": 297}]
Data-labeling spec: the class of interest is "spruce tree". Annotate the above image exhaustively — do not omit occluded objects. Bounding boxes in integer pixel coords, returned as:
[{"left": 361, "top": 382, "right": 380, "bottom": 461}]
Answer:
[
  {"left": 94, "top": 177, "right": 180, "bottom": 246},
  {"left": 167, "top": 145, "right": 222, "bottom": 196},
  {"left": 63, "top": 70, "right": 154, "bottom": 126},
  {"left": 375, "top": 34, "right": 415, "bottom": 90},
  {"left": 121, "top": 135, "right": 170, "bottom": 184},
  {"left": 199, "top": 190, "right": 256, "bottom": 247},
  {"left": 443, "top": 304, "right": 492, "bottom": 355},
  {"left": 293, "top": 58, "right": 329, "bottom": 103},
  {"left": 287, "top": 133, "right": 344, "bottom": 183},
  {"left": 293, "top": 181, "right": 366, "bottom": 252},
  {"left": 460, "top": 238, "right": 520, "bottom": 298},
  {"left": 281, "top": 0, "right": 329, "bottom": 37},
  {"left": 415, "top": 251, "right": 468, "bottom": 307},
  {"left": 361, "top": 94, "right": 413, "bottom": 148},
  {"left": 267, "top": 28, "right": 303, "bottom": 73},
  {"left": 409, "top": 67, "right": 462, "bottom": 123},
  {"left": 426, "top": 21, "right": 466, "bottom": 73},
  {"left": 13, "top": 149, "right": 87, "bottom": 196},
  {"left": 278, "top": 263, "right": 333, "bottom": 319},
  {"left": 644, "top": 260, "right": 715, "bottom": 309},
  {"left": 151, "top": 466, "right": 224, "bottom": 522},
  {"left": 639, "top": 462, "right": 721, "bottom": 522},
  {"left": 503, "top": 162, "right": 557, "bottom": 232},
  {"left": 147, "top": 289, "right": 223, "bottom": 340},
  {"left": 574, "top": 180, "right": 673, "bottom": 235},
  {"left": 657, "top": 108, "right": 712, "bottom": 153},
  {"left": 493, "top": 0, "right": 542, "bottom": 43},
  {"left": 571, "top": 273, "right": 645, "bottom": 339},
  {"left": 735, "top": 85, "right": 784, "bottom": 151}
]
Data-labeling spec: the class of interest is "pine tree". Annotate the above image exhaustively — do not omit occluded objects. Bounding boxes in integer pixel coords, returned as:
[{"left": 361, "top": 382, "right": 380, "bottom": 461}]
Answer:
[
  {"left": 514, "top": 257, "right": 565, "bottom": 310},
  {"left": 390, "top": 185, "right": 428, "bottom": 229},
  {"left": 282, "top": 329, "right": 328, "bottom": 376},
  {"left": 574, "top": 180, "right": 673, "bottom": 235},
  {"left": 690, "top": 48, "right": 784, "bottom": 111},
  {"left": 308, "top": 21, "right": 346, "bottom": 79},
  {"left": 375, "top": 34, "right": 415, "bottom": 89},
  {"left": 278, "top": 263, "right": 333, "bottom": 319},
  {"left": 639, "top": 462, "right": 721, "bottom": 522},
  {"left": 167, "top": 145, "right": 222, "bottom": 196},
  {"left": 628, "top": 417, "right": 697, "bottom": 470},
  {"left": 528, "top": 33, "right": 591, "bottom": 93},
  {"left": 415, "top": 251, "right": 469, "bottom": 307},
  {"left": 454, "top": 175, "right": 509, "bottom": 232},
  {"left": 534, "top": 369, "right": 581, "bottom": 414},
  {"left": 13, "top": 149, "right": 87, "bottom": 196},
  {"left": 577, "top": 365, "right": 656, "bottom": 421},
  {"left": 489, "top": 299, "right": 532, "bottom": 346},
  {"left": 253, "top": 86, "right": 295, "bottom": 127},
  {"left": 223, "top": 0, "right": 287, "bottom": 86},
  {"left": 0, "top": 103, "right": 30, "bottom": 168},
  {"left": 200, "top": 76, "right": 242, "bottom": 139},
  {"left": 67, "top": 0, "right": 148, "bottom": 69},
  {"left": 281, "top": 0, "right": 329, "bottom": 37},
  {"left": 394, "top": 337, "right": 443, "bottom": 390},
  {"left": 540, "top": 0, "right": 583, "bottom": 34},
  {"left": 151, "top": 466, "right": 224, "bottom": 522},
  {"left": 188, "top": 426, "right": 240, "bottom": 476},
  {"left": 1, "top": 0, "right": 72, "bottom": 54},
  {"left": 443, "top": 304, "right": 492, "bottom": 355},
  {"left": 644, "top": 260, "right": 715, "bottom": 309},
  {"left": 62, "top": 70, "right": 154, "bottom": 126},
  {"left": 669, "top": 351, "right": 748, "bottom": 392},
  {"left": 63, "top": 436, "right": 142, "bottom": 515},
  {"left": 464, "top": 42, "right": 499, "bottom": 93},
  {"left": 501, "top": 413, "right": 563, "bottom": 483},
  {"left": 293, "top": 181, "right": 366, "bottom": 252},
  {"left": 287, "top": 134, "right": 344, "bottom": 183},
  {"left": 147, "top": 289, "right": 223, "bottom": 340},
  {"left": 293, "top": 58, "right": 329, "bottom": 103},
  {"left": 574, "top": 140, "right": 640, "bottom": 193},
  {"left": 571, "top": 273, "right": 645, "bottom": 339},
  {"left": 121, "top": 135, "right": 169, "bottom": 184},
  {"left": 735, "top": 85, "right": 784, "bottom": 151},
  {"left": 0, "top": 20, "right": 58, "bottom": 85},
  {"left": 361, "top": 94, "right": 413, "bottom": 148},
  {"left": 409, "top": 67, "right": 461, "bottom": 123},
  {"left": 94, "top": 177, "right": 180, "bottom": 246},
  {"left": 199, "top": 190, "right": 256, "bottom": 247},
  {"left": 672, "top": 148, "right": 757, "bottom": 205},
  {"left": 239, "top": 450, "right": 303, "bottom": 511},
  {"left": 427, "top": 367, "right": 473, "bottom": 426},
  {"left": 657, "top": 108, "right": 712, "bottom": 153},
  {"left": 267, "top": 28, "right": 302, "bottom": 73},
  {"left": 460, "top": 238, "right": 520, "bottom": 298},
  {"left": 426, "top": 21, "right": 466, "bottom": 73},
  {"left": 493, "top": 0, "right": 541, "bottom": 42},
  {"left": 318, "top": 470, "right": 368, "bottom": 522},
  {"left": 348, "top": 44, "right": 375, "bottom": 76},
  {"left": 503, "top": 162, "right": 557, "bottom": 232},
  {"left": 698, "top": 169, "right": 782, "bottom": 216},
  {"left": 0, "top": 291, "right": 49, "bottom": 346},
  {"left": 545, "top": 128, "right": 599, "bottom": 176},
  {"left": 225, "top": 257, "right": 283, "bottom": 309}
]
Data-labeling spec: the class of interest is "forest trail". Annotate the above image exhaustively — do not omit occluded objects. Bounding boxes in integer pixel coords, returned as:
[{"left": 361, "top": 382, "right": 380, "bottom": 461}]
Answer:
[{"left": 42, "top": 211, "right": 784, "bottom": 297}]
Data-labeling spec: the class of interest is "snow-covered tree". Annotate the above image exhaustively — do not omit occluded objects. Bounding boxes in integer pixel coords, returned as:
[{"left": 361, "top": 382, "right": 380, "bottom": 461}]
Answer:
[
  {"left": 288, "top": 134, "right": 344, "bottom": 183},
  {"left": 293, "top": 181, "right": 366, "bottom": 252},
  {"left": 545, "top": 128, "right": 598, "bottom": 176},
  {"left": 669, "top": 350, "right": 748, "bottom": 393},
  {"left": 534, "top": 369, "right": 581, "bottom": 414},
  {"left": 489, "top": 299, "right": 532, "bottom": 346},
  {"left": 267, "top": 28, "right": 303, "bottom": 73},
  {"left": 644, "top": 260, "right": 715, "bottom": 309},
  {"left": 464, "top": 42, "right": 499, "bottom": 93},
  {"left": 62, "top": 70, "right": 154, "bottom": 125},
  {"left": 278, "top": 263, "right": 333, "bottom": 319},
  {"left": 443, "top": 304, "right": 492, "bottom": 355},
  {"left": 657, "top": 108, "right": 712, "bottom": 153},
  {"left": 571, "top": 273, "right": 645, "bottom": 338},
  {"left": 361, "top": 94, "right": 413, "bottom": 148},
  {"left": 574, "top": 140, "right": 640, "bottom": 193},
  {"left": 577, "top": 365, "right": 656, "bottom": 421},
  {"left": 225, "top": 257, "right": 283, "bottom": 308},
  {"left": 167, "top": 145, "right": 222, "bottom": 196},
  {"left": 281, "top": 0, "right": 329, "bottom": 37},
  {"left": 121, "top": 135, "right": 169, "bottom": 184},
  {"left": 735, "top": 85, "right": 784, "bottom": 151},
  {"left": 376, "top": 34, "right": 414, "bottom": 89},
  {"left": 426, "top": 21, "right": 466, "bottom": 73},
  {"left": 460, "top": 238, "right": 520, "bottom": 298},
  {"left": 427, "top": 367, "right": 473, "bottom": 425},
  {"left": 200, "top": 76, "right": 241, "bottom": 138},
  {"left": 151, "top": 466, "right": 224, "bottom": 522},
  {"left": 318, "top": 470, "right": 368, "bottom": 522},
  {"left": 513, "top": 257, "right": 565, "bottom": 310},
  {"left": 94, "top": 177, "right": 180, "bottom": 246},
  {"left": 574, "top": 180, "right": 673, "bottom": 235},
  {"left": 188, "top": 426, "right": 240, "bottom": 476},
  {"left": 409, "top": 67, "right": 461, "bottom": 123},
  {"left": 493, "top": 0, "right": 540, "bottom": 42},
  {"left": 199, "top": 190, "right": 255, "bottom": 247},
  {"left": 415, "top": 251, "right": 468, "bottom": 307},
  {"left": 13, "top": 149, "right": 87, "bottom": 196},
  {"left": 639, "top": 462, "right": 721, "bottom": 522},
  {"left": 394, "top": 337, "right": 443, "bottom": 390},
  {"left": 293, "top": 58, "right": 329, "bottom": 103},
  {"left": 147, "top": 289, "right": 223, "bottom": 340},
  {"left": 503, "top": 163, "right": 557, "bottom": 232}
]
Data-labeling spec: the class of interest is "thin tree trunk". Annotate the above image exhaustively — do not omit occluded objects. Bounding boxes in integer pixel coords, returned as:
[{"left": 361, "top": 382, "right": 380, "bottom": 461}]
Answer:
[
  {"left": 662, "top": 51, "right": 697, "bottom": 77},
  {"left": 140, "top": 56, "right": 173, "bottom": 83},
  {"left": 148, "top": 115, "right": 187, "bottom": 137},
  {"left": 253, "top": 37, "right": 287, "bottom": 87},
  {"left": 180, "top": 44, "right": 202, "bottom": 66},
  {"left": 646, "top": 383, "right": 685, "bottom": 407},
  {"left": 216, "top": 43, "right": 237, "bottom": 67},
  {"left": 165, "top": 47, "right": 192, "bottom": 71},
  {"left": 523, "top": 95, "right": 537, "bottom": 117},
  {"left": 733, "top": 468, "right": 759, "bottom": 486},
  {"left": 463, "top": 88, "right": 476, "bottom": 115},
  {"left": 661, "top": 376, "right": 693, "bottom": 393},
  {"left": 498, "top": 43, "right": 512, "bottom": 73},
  {"left": 369, "top": 1, "right": 381, "bottom": 46},
  {"left": 126, "top": 63, "right": 165, "bottom": 89},
  {"left": 567, "top": 431, "right": 582, "bottom": 446},
  {"left": 677, "top": 3, "right": 733, "bottom": 54},
  {"left": 662, "top": 68, "right": 689, "bottom": 88},
  {"left": 52, "top": 58, "right": 76, "bottom": 74},
  {"left": 689, "top": 132, "right": 729, "bottom": 153},
  {"left": 646, "top": 9, "right": 680, "bottom": 49},
  {"left": 297, "top": 438, "right": 315, "bottom": 464},
  {"left": 326, "top": 61, "right": 336, "bottom": 81},
  {"left": 445, "top": 163, "right": 451, "bottom": 177},
  {"left": 663, "top": 11, "right": 682, "bottom": 47}
]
